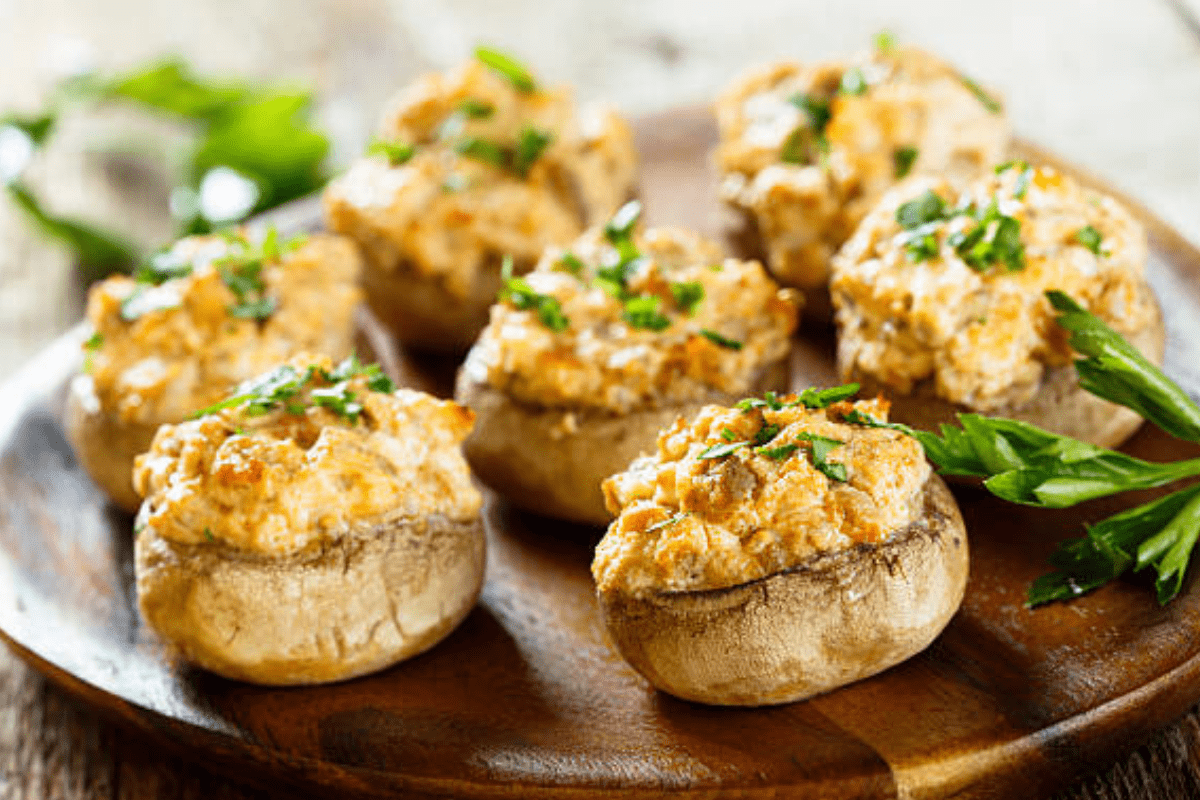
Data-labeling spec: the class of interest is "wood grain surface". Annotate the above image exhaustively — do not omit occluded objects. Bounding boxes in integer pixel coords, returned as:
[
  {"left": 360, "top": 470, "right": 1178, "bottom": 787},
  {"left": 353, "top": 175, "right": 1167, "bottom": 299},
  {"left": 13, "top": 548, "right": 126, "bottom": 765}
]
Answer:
[{"left": 4, "top": 109, "right": 1200, "bottom": 799}]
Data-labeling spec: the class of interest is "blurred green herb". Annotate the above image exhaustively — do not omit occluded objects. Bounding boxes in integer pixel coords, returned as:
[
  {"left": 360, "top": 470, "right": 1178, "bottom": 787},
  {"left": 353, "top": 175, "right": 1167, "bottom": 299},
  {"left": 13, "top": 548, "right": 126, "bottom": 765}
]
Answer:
[{"left": 1, "top": 58, "right": 329, "bottom": 282}]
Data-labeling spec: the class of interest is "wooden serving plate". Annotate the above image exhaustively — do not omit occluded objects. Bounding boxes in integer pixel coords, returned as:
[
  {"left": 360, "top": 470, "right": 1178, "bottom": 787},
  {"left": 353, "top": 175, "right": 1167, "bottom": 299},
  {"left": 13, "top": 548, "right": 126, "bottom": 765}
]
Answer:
[{"left": 4, "top": 108, "right": 1200, "bottom": 800}]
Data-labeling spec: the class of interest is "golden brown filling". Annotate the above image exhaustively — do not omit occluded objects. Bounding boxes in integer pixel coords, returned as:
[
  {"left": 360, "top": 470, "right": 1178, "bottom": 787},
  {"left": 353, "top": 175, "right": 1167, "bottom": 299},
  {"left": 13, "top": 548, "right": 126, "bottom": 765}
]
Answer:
[
  {"left": 592, "top": 395, "right": 929, "bottom": 596},
  {"left": 715, "top": 45, "right": 1010, "bottom": 289},
  {"left": 324, "top": 54, "right": 638, "bottom": 298},
  {"left": 134, "top": 355, "right": 481, "bottom": 556},
  {"left": 462, "top": 214, "right": 800, "bottom": 414},
  {"left": 83, "top": 232, "right": 362, "bottom": 425},
  {"left": 832, "top": 164, "right": 1155, "bottom": 411}
]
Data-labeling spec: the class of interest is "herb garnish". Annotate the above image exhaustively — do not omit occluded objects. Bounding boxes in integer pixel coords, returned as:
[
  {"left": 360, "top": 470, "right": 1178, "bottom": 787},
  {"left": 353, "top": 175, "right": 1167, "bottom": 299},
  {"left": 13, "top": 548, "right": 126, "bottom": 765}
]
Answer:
[
  {"left": 736, "top": 385, "right": 860, "bottom": 414},
  {"left": 948, "top": 200, "right": 1025, "bottom": 273},
  {"left": 622, "top": 295, "right": 671, "bottom": 331},
  {"left": 670, "top": 281, "right": 705, "bottom": 315},
  {"left": 194, "top": 355, "right": 395, "bottom": 422},
  {"left": 646, "top": 513, "right": 687, "bottom": 534},
  {"left": 893, "top": 146, "right": 918, "bottom": 178},
  {"left": 367, "top": 137, "right": 416, "bottom": 166},
  {"left": 797, "top": 433, "right": 848, "bottom": 481},
  {"left": 700, "top": 329, "right": 743, "bottom": 350},
  {"left": 498, "top": 256, "right": 569, "bottom": 332},
  {"left": 475, "top": 46, "right": 538, "bottom": 93},
  {"left": 960, "top": 75, "right": 1003, "bottom": 113},
  {"left": 1075, "top": 225, "right": 1104, "bottom": 255},
  {"left": 840, "top": 291, "right": 1200, "bottom": 606},
  {"left": 455, "top": 125, "right": 553, "bottom": 178},
  {"left": 875, "top": 30, "right": 898, "bottom": 53},
  {"left": 894, "top": 189, "right": 948, "bottom": 262},
  {"left": 781, "top": 92, "right": 833, "bottom": 165},
  {"left": 458, "top": 98, "right": 495, "bottom": 118},
  {"left": 840, "top": 68, "right": 868, "bottom": 96},
  {"left": 995, "top": 160, "right": 1034, "bottom": 200},
  {"left": 83, "top": 331, "right": 104, "bottom": 373},
  {"left": 556, "top": 251, "right": 586, "bottom": 276}
]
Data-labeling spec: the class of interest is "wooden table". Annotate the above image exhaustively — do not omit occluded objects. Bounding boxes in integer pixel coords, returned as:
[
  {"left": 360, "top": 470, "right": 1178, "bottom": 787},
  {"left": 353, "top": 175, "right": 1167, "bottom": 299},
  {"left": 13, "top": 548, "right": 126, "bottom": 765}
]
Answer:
[{"left": 3, "top": 1, "right": 1200, "bottom": 797}]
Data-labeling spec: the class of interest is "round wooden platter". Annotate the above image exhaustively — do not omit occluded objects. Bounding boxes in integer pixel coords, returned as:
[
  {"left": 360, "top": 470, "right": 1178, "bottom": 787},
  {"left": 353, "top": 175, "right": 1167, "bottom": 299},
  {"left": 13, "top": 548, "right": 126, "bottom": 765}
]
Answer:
[{"left": 4, "top": 108, "right": 1200, "bottom": 800}]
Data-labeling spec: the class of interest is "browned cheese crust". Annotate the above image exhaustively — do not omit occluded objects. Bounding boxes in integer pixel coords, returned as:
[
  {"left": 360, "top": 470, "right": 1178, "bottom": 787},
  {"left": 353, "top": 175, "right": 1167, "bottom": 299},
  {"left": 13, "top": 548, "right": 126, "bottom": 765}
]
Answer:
[{"left": 598, "top": 473, "right": 967, "bottom": 705}]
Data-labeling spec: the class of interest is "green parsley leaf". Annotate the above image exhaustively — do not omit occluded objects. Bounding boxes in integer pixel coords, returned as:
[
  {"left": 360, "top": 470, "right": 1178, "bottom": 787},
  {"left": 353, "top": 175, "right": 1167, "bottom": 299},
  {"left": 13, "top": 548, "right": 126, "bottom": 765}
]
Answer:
[
  {"left": 789, "top": 92, "right": 832, "bottom": 133},
  {"left": 605, "top": 200, "right": 643, "bottom": 243},
  {"left": 896, "top": 190, "right": 947, "bottom": 229},
  {"left": 192, "top": 356, "right": 394, "bottom": 420},
  {"left": 456, "top": 136, "right": 509, "bottom": 169},
  {"left": 700, "top": 329, "right": 743, "bottom": 350},
  {"left": 203, "top": 527, "right": 215, "bottom": 542},
  {"left": 367, "top": 137, "right": 416, "bottom": 166},
  {"left": 875, "top": 30, "right": 898, "bottom": 53},
  {"left": 1075, "top": 225, "right": 1103, "bottom": 255},
  {"left": 736, "top": 391, "right": 787, "bottom": 412},
  {"left": 1, "top": 112, "right": 56, "bottom": 146},
  {"left": 646, "top": 513, "right": 687, "bottom": 534},
  {"left": 458, "top": 98, "right": 495, "bottom": 118},
  {"left": 1048, "top": 291, "right": 1200, "bottom": 443},
  {"left": 83, "top": 331, "right": 103, "bottom": 373},
  {"left": 498, "top": 256, "right": 569, "bottom": 332},
  {"left": 670, "top": 281, "right": 704, "bottom": 315},
  {"left": 797, "top": 433, "right": 848, "bottom": 481},
  {"left": 622, "top": 295, "right": 671, "bottom": 331},
  {"left": 556, "top": 252, "right": 586, "bottom": 276},
  {"left": 698, "top": 440, "right": 747, "bottom": 460},
  {"left": 960, "top": 74, "right": 1002, "bottom": 114},
  {"left": 996, "top": 159, "right": 1034, "bottom": 200},
  {"left": 840, "top": 68, "right": 868, "bottom": 96},
  {"left": 795, "top": 384, "right": 861, "bottom": 408},
  {"left": 757, "top": 443, "right": 799, "bottom": 461},
  {"left": 512, "top": 125, "right": 553, "bottom": 177},
  {"left": 893, "top": 146, "right": 918, "bottom": 178},
  {"left": 475, "top": 46, "right": 538, "bottom": 93},
  {"left": 752, "top": 423, "right": 782, "bottom": 446},
  {"left": 721, "top": 428, "right": 737, "bottom": 442}
]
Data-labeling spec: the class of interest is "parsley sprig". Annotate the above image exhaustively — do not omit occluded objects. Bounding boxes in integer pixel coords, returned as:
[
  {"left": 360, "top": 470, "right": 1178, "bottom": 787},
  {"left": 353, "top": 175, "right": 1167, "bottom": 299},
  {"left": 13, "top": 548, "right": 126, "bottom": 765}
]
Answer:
[
  {"left": 498, "top": 256, "right": 569, "bottom": 332},
  {"left": 893, "top": 186, "right": 1025, "bottom": 272},
  {"left": 194, "top": 355, "right": 396, "bottom": 422},
  {"left": 475, "top": 46, "right": 537, "bottom": 93},
  {"left": 456, "top": 125, "right": 554, "bottom": 178},
  {"left": 842, "top": 292, "right": 1200, "bottom": 606},
  {"left": 781, "top": 92, "right": 833, "bottom": 165}
]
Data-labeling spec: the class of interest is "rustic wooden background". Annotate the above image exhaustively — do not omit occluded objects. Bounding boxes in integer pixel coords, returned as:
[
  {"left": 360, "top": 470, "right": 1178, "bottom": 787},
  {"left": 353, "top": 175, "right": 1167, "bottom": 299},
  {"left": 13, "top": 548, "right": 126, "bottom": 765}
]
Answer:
[{"left": 2, "top": 0, "right": 1200, "bottom": 797}]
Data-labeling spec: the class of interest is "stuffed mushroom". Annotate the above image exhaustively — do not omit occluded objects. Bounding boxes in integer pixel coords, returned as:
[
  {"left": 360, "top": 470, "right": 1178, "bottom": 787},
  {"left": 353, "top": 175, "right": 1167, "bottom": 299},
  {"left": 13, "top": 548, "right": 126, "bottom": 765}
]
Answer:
[
  {"left": 593, "top": 390, "right": 968, "bottom": 706},
  {"left": 831, "top": 162, "right": 1164, "bottom": 448},
  {"left": 67, "top": 231, "right": 363, "bottom": 512},
  {"left": 324, "top": 47, "right": 638, "bottom": 352},
  {"left": 455, "top": 202, "right": 800, "bottom": 525},
  {"left": 714, "top": 41, "right": 1010, "bottom": 321},
  {"left": 133, "top": 354, "right": 485, "bottom": 685}
]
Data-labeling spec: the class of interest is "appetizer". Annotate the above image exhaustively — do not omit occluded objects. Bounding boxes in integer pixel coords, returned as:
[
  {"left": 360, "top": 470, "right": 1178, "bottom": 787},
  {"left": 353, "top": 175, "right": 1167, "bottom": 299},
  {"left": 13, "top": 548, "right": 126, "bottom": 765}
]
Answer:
[
  {"left": 593, "top": 390, "right": 968, "bottom": 706},
  {"left": 831, "top": 162, "right": 1164, "bottom": 448},
  {"left": 324, "top": 47, "right": 639, "bottom": 352},
  {"left": 455, "top": 202, "right": 800, "bottom": 525},
  {"left": 133, "top": 355, "right": 485, "bottom": 685},
  {"left": 714, "top": 39, "right": 1010, "bottom": 320},
  {"left": 67, "top": 231, "right": 363, "bottom": 512}
]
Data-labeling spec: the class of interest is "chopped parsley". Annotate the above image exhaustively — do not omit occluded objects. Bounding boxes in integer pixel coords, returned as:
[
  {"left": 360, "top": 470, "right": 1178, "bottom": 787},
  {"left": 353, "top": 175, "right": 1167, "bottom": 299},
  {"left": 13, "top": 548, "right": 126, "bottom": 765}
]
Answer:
[
  {"left": 605, "top": 200, "right": 642, "bottom": 244},
  {"left": 203, "top": 527, "right": 215, "bottom": 543},
  {"left": 781, "top": 92, "right": 833, "bottom": 165},
  {"left": 893, "top": 146, "right": 918, "bottom": 178},
  {"left": 1075, "top": 225, "right": 1104, "bottom": 255},
  {"left": 475, "top": 46, "right": 537, "bottom": 93},
  {"left": 840, "top": 68, "right": 868, "bottom": 96},
  {"left": 458, "top": 98, "right": 495, "bottom": 118},
  {"left": 875, "top": 30, "right": 897, "bottom": 53},
  {"left": 216, "top": 250, "right": 275, "bottom": 321},
  {"left": 498, "top": 256, "right": 569, "bottom": 332},
  {"left": 367, "top": 137, "right": 416, "bottom": 166},
  {"left": 895, "top": 189, "right": 947, "bottom": 228},
  {"left": 797, "top": 433, "right": 848, "bottom": 481},
  {"left": 736, "top": 385, "right": 860, "bottom": 413},
  {"left": 700, "top": 329, "right": 742, "bottom": 350},
  {"left": 83, "top": 331, "right": 103, "bottom": 373},
  {"left": 697, "top": 440, "right": 746, "bottom": 460},
  {"left": 646, "top": 513, "right": 686, "bottom": 534},
  {"left": 948, "top": 200, "right": 1025, "bottom": 273},
  {"left": 752, "top": 423, "right": 781, "bottom": 446},
  {"left": 721, "top": 428, "right": 737, "bottom": 441},
  {"left": 555, "top": 251, "right": 586, "bottom": 276},
  {"left": 193, "top": 355, "right": 395, "bottom": 422},
  {"left": 670, "top": 281, "right": 704, "bottom": 315},
  {"left": 622, "top": 294, "right": 671, "bottom": 331},
  {"left": 960, "top": 75, "right": 1002, "bottom": 114},
  {"left": 995, "top": 160, "right": 1034, "bottom": 199},
  {"left": 595, "top": 201, "right": 645, "bottom": 299},
  {"left": 455, "top": 125, "right": 553, "bottom": 178},
  {"left": 757, "top": 443, "right": 799, "bottom": 461}
]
